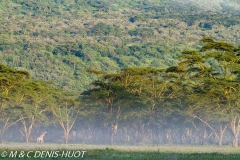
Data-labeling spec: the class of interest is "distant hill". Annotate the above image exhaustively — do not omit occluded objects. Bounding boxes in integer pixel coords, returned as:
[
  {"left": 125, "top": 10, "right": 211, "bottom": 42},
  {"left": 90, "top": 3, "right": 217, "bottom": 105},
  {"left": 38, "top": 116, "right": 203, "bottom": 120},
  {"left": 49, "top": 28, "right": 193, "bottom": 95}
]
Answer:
[{"left": 0, "top": 0, "right": 240, "bottom": 92}]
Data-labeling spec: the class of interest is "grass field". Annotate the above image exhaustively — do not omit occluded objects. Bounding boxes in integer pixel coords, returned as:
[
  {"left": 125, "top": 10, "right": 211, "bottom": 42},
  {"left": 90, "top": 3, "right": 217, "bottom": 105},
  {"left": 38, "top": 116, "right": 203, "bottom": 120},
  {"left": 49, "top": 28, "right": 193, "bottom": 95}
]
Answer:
[{"left": 1, "top": 144, "right": 240, "bottom": 159}]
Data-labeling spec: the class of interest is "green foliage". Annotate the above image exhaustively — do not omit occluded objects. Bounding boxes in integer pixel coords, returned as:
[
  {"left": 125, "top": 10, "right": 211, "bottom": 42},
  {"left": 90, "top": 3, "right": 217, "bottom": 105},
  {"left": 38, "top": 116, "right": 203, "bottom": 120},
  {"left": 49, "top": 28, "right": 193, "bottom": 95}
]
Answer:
[
  {"left": 128, "top": 28, "right": 154, "bottom": 39},
  {"left": 1, "top": 0, "right": 240, "bottom": 92},
  {"left": 91, "top": 22, "right": 121, "bottom": 36},
  {"left": 1, "top": 0, "right": 240, "bottom": 146}
]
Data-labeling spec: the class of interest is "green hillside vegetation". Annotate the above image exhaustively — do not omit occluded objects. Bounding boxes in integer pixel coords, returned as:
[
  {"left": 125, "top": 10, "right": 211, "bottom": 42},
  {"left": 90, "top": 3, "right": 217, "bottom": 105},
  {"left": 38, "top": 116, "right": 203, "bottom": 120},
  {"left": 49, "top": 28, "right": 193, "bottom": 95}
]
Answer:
[
  {"left": 1, "top": 0, "right": 240, "bottom": 91},
  {"left": 2, "top": 38, "right": 240, "bottom": 148},
  {"left": 2, "top": 0, "right": 240, "bottom": 149}
]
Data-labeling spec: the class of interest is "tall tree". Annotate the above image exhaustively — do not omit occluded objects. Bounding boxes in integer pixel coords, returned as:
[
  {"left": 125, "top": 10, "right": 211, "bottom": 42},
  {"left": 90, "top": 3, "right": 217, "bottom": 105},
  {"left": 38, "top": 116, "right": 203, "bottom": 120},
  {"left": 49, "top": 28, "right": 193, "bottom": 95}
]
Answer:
[
  {"left": 177, "top": 38, "right": 240, "bottom": 147},
  {"left": 0, "top": 65, "right": 29, "bottom": 143},
  {"left": 50, "top": 92, "right": 80, "bottom": 144},
  {"left": 18, "top": 80, "right": 54, "bottom": 143},
  {"left": 82, "top": 68, "right": 149, "bottom": 145}
]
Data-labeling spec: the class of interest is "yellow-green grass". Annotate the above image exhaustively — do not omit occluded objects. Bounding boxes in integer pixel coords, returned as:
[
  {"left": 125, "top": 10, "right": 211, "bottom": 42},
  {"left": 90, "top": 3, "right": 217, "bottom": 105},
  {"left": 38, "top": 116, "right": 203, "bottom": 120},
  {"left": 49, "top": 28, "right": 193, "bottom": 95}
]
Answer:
[{"left": 1, "top": 143, "right": 240, "bottom": 160}]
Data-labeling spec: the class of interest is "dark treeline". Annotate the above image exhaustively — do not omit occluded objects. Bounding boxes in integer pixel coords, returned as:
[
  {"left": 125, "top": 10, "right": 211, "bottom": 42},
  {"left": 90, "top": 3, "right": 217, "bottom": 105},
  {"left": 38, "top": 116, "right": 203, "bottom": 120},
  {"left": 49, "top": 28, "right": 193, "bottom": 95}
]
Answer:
[{"left": 1, "top": 38, "right": 240, "bottom": 148}]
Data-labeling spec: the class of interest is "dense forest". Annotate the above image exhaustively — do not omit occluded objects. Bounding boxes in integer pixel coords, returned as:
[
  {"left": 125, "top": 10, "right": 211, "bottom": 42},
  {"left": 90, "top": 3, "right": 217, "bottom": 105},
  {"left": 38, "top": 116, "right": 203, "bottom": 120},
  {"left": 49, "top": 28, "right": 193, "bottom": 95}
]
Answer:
[
  {"left": 1, "top": 0, "right": 240, "bottom": 148},
  {"left": 1, "top": 0, "right": 240, "bottom": 91},
  {"left": 2, "top": 38, "right": 240, "bottom": 148}
]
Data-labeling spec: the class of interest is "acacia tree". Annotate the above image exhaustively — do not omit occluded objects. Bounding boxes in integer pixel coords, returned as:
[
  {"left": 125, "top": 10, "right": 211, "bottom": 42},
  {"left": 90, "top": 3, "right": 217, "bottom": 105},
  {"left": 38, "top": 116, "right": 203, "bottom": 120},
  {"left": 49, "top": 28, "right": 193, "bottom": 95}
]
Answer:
[
  {"left": 200, "top": 38, "right": 240, "bottom": 147},
  {"left": 173, "top": 49, "right": 223, "bottom": 145},
  {"left": 163, "top": 64, "right": 199, "bottom": 144},
  {"left": 187, "top": 81, "right": 232, "bottom": 146},
  {"left": 121, "top": 67, "right": 168, "bottom": 144},
  {"left": 0, "top": 65, "right": 30, "bottom": 143},
  {"left": 50, "top": 92, "right": 80, "bottom": 144},
  {"left": 83, "top": 68, "right": 152, "bottom": 145},
  {"left": 177, "top": 38, "right": 240, "bottom": 147},
  {"left": 17, "top": 80, "right": 54, "bottom": 143}
]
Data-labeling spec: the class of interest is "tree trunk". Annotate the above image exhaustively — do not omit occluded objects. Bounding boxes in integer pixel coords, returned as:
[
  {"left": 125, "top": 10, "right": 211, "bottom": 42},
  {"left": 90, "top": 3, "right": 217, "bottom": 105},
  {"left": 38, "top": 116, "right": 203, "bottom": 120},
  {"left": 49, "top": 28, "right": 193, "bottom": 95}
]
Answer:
[
  {"left": 21, "top": 126, "right": 32, "bottom": 143},
  {"left": 19, "top": 114, "right": 35, "bottom": 143},
  {"left": 185, "top": 128, "right": 193, "bottom": 144},
  {"left": 219, "top": 135, "right": 223, "bottom": 146},
  {"left": 230, "top": 117, "right": 240, "bottom": 148},
  {"left": 111, "top": 132, "right": 114, "bottom": 146},
  {"left": 233, "top": 134, "right": 239, "bottom": 148},
  {"left": 0, "top": 133, "right": 3, "bottom": 144},
  {"left": 200, "top": 128, "right": 207, "bottom": 145},
  {"left": 110, "top": 122, "right": 118, "bottom": 146},
  {"left": 218, "top": 124, "right": 227, "bottom": 146},
  {"left": 25, "top": 132, "right": 30, "bottom": 143},
  {"left": 181, "top": 133, "right": 185, "bottom": 144},
  {"left": 58, "top": 115, "right": 78, "bottom": 145},
  {"left": 122, "top": 127, "right": 129, "bottom": 144},
  {"left": 64, "top": 132, "right": 69, "bottom": 144}
]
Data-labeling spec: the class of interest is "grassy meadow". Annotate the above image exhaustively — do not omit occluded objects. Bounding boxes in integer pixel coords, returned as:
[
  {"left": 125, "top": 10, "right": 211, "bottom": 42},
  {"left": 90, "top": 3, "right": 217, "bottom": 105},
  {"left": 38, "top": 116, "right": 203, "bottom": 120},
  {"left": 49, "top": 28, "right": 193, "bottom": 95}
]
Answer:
[{"left": 1, "top": 144, "right": 240, "bottom": 159}]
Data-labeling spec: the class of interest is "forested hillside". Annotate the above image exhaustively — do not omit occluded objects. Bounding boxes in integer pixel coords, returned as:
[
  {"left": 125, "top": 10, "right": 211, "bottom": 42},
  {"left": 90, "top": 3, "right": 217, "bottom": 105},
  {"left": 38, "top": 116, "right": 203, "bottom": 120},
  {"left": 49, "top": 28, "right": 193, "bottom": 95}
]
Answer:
[
  {"left": 2, "top": 0, "right": 240, "bottom": 148},
  {"left": 1, "top": 0, "right": 240, "bottom": 91},
  {"left": 2, "top": 38, "right": 240, "bottom": 147}
]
